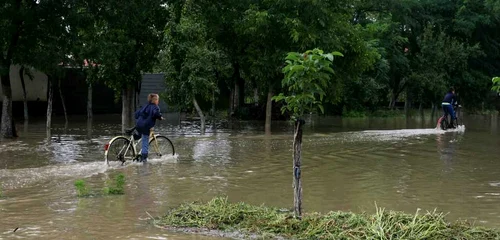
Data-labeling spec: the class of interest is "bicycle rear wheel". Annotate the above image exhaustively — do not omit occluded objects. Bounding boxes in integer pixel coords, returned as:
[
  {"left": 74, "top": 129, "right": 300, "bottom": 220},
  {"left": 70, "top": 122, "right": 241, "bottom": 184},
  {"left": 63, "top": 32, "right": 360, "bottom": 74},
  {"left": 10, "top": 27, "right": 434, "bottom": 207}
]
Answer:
[
  {"left": 148, "top": 136, "right": 175, "bottom": 160},
  {"left": 105, "top": 137, "right": 136, "bottom": 166},
  {"left": 440, "top": 117, "right": 448, "bottom": 130}
]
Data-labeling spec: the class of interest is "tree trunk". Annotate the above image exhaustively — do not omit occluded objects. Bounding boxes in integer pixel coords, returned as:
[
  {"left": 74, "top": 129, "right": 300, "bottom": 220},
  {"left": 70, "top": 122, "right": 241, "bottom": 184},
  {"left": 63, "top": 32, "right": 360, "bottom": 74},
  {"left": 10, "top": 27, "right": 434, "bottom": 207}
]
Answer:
[
  {"left": 121, "top": 87, "right": 134, "bottom": 133},
  {"left": 265, "top": 85, "right": 273, "bottom": 135},
  {"left": 229, "top": 88, "right": 234, "bottom": 116},
  {"left": 211, "top": 89, "right": 216, "bottom": 130},
  {"left": 389, "top": 95, "right": 397, "bottom": 109},
  {"left": 211, "top": 89, "right": 216, "bottom": 116},
  {"left": 0, "top": 0, "right": 21, "bottom": 139},
  {"left": 232, "top": 62, "right": 243, "bottom": 112},
  {"left": 23, "top": 119, "right": 28, "bottom": 135},
  {"left": 87, "top": 83, "right": 93, "bottom": 119},
  {"left": 58, "top": 77, "right": 68, "bottom": 124},
  {"left": 404, "top": 97, "right": 409, "bottom": 117},
  {"left": 86, "top": 118, "right": 92, "bottom": 141},
  {"left": 1, "top": 72, "right": 17, "bottom": 138},
  {"left": 238, "top": 76, "right": 245, "bottom": 108},
  {"left": 193, "top": 97, "right": 206, "bottom": 135},
  {"left": 293, "top": 119, "right": 304, "bottom": 218},
  {"left": 389, "top": 88, "right": 400, "bottom": 109},
  {"left": 253, "top": 88, "right": 259, "bottom": 106},
  {"left": 46, "top": 78, "right": 53, "bottom": 140},
  {"left": 234, "top": 82, "right": 240, "bottom": 111},
  {"left": 431, "top": 102, "right": 436, "bottom": 119},
  {"left": 19, "top": 66, "right": 28, "bottom": 121}
]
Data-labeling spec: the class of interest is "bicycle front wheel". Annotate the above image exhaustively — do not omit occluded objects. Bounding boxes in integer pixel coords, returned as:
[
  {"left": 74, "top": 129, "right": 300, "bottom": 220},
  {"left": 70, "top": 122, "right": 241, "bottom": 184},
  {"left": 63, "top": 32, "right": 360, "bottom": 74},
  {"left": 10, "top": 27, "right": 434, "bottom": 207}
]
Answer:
[
  {"left": 105, "top": 137, "right": 136, "bottom": 167},
  {"left": 148, "top": 136, "right": 175, "bottom": 160}
]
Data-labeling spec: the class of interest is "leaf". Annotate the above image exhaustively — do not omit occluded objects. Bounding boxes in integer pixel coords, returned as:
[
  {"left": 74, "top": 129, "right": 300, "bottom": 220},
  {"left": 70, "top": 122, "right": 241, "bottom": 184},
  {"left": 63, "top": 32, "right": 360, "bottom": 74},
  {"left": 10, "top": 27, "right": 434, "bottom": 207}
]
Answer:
[
  {"left": 331, "top": 51, "right": 344, "bottom": 57},
  {"left": 282, "top": 65, "right": 292, "bottom": 74},
  {"left": 492, "top": 77, "right": 500, "bottom": 93},
  {"left": 325, "top": 53, "right": 334, "bottom": 62},
  {"left": 286, "top": 53, "right": 299, "bottom": 61},
  {"left": 323, "top": 66, "right": 334, "bottom": 74}
]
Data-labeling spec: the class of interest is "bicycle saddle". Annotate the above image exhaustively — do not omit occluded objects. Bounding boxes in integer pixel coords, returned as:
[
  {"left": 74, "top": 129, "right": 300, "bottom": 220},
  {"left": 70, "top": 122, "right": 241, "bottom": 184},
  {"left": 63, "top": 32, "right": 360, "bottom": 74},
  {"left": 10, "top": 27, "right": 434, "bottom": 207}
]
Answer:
[{"left": 125, "top": 127, "right": 136, "bottom": 135}]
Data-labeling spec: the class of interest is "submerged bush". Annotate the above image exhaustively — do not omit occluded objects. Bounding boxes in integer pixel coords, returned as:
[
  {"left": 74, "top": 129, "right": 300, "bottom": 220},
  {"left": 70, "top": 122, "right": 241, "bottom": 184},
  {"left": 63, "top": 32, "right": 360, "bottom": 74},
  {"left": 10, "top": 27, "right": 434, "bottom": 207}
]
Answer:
[
  {"left": 74, "top": 179, "right": 90, "bottom": 197},
  {"left": 103, "top": 173, "right": 125, "bottom": 195},
  {"left": 157, "top": 197, "right": 500, "bottom": 240}
]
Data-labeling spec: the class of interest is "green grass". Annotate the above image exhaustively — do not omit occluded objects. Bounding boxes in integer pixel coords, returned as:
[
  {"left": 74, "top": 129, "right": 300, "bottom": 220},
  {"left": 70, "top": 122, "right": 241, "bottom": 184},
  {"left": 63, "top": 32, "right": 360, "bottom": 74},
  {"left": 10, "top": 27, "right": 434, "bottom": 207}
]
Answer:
[
  {"left": 75, "top": 173, "right": 126, "bottom": 197},
  {"left": 103, "top": 173, "right": 126, "bottom": 195},
  {"left": 157, "top": 197, "right": 500, "bottom": 240},
  {"left": 0, "top": 184, "right": 3, "bottom": 198},
  {"left": 74, "top": 179, "right": 90, "bottom": 197}
]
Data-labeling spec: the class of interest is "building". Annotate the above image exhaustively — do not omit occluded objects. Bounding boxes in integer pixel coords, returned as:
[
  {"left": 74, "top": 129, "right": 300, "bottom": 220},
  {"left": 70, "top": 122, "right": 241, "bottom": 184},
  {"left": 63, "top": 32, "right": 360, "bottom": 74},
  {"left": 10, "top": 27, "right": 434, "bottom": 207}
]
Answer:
[{"left": 0, "top": 65, "right": 169, "bottom": 117}]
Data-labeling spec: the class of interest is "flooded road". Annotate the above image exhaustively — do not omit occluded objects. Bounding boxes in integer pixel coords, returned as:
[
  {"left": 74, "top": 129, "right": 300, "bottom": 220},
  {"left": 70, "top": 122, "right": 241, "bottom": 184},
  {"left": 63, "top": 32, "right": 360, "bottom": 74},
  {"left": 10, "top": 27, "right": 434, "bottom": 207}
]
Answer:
[{"left": 1, "top": 113, "right": 500, "bottom": 239}]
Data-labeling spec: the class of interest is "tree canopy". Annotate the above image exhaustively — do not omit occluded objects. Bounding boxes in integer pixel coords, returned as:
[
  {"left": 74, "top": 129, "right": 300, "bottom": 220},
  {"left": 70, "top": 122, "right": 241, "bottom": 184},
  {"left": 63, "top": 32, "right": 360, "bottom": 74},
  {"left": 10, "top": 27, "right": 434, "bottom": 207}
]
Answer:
[{"left": 1, "top": 0, "right": 499, "bottom": 136}]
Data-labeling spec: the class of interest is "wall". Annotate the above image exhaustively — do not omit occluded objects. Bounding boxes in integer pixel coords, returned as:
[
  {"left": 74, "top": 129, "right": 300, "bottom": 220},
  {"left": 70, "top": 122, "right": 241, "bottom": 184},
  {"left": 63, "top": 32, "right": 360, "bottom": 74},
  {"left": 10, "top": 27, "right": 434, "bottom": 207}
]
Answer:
[
  {"left": 0, "top": 65, "right": 48, "bottom": 101},
  {"left": 138, "top": 73, "right": 169, "bottom": 111},
  {"left": 1, "top": 70, "right": 174, "bottom": 117}
]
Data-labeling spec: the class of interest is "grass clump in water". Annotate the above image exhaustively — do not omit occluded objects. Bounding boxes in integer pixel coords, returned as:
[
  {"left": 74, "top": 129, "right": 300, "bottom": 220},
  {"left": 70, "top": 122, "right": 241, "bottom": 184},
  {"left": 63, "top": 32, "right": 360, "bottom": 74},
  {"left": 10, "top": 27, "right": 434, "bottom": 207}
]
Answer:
[
  {"left": 157, "top": 197, "right": 500, "bottom": 239},
  {"left": 74, "top": 179, "right": 90, "bottom": 197},
  {"left": 103, "top": 173, "right": 125, "bottom": 195}
]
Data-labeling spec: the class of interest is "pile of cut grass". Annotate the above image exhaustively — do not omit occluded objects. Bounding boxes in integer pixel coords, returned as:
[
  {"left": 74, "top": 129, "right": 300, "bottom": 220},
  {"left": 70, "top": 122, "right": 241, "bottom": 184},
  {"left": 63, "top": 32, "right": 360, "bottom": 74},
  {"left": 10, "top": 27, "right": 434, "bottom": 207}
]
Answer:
[{"left": 157, "top": 197, "right": 500, "bottom": 239}]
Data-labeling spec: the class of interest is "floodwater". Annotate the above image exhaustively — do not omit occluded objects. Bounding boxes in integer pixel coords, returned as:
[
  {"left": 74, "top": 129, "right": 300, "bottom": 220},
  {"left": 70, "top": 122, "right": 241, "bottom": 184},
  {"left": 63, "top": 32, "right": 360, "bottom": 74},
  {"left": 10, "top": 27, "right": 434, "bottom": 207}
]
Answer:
[{"left": 1, "top": 113, "right": 500, "bottom": 239}]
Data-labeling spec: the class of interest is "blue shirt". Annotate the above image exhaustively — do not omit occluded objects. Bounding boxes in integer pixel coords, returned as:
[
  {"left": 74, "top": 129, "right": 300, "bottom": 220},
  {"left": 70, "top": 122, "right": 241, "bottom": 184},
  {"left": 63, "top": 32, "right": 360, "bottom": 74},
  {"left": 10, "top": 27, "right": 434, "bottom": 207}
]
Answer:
[
  {"left": 135, "top": 103, "right": 162, "bottom": 135},
  {"left": 442, "top": 92, "right": 456, "bottom": 104}
]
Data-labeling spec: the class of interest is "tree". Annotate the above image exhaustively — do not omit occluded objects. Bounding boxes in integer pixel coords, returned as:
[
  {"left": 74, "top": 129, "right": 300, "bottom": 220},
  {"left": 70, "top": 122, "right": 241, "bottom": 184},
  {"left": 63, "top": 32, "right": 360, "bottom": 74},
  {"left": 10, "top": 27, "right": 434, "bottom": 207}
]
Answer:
[
  {"left": 25, "top": 0, "right": 75, "bottom": 136},
  {"left": 19, "top": 66, "right": 33, "bottom": 121},
  {"left": 161, "top": 0, "right": 231, "bottom": 134},
  {"left": 273, "top": 49, "right": 342, "bottom": 217},
  {"left": 492, "top": 77, "right": 500, "bottom": 93},
  {"left": 238, "top": 0, "right": 374, "bottom": 132},
  {"left": 1, "top": 0, "right": 75, "bottom": 138},
  {"left": 76, "top": 0, "right": 167, "bottom": 132},
  {"left": 0, "top": 0, "right": 26, "bottom": 138}
]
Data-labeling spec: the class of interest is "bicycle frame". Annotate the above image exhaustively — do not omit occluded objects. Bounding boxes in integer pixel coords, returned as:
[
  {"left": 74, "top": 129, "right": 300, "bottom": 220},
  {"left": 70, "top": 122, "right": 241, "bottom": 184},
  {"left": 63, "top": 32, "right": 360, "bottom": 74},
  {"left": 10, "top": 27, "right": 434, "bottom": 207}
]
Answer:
[
  {"left": 437, "top": 105, "right": 460, "bottom": 129},
  {"left": 136, "top": 129, "right": 161, "bottom": 156}
]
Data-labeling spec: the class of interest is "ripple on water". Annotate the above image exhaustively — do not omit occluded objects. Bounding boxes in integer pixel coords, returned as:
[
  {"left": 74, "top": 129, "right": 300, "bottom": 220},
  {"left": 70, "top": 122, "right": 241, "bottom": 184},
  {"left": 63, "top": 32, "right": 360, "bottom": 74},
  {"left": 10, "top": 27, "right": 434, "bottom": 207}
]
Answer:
[{"left": 3, "top": 116, "right": 500, "bottom": 240}]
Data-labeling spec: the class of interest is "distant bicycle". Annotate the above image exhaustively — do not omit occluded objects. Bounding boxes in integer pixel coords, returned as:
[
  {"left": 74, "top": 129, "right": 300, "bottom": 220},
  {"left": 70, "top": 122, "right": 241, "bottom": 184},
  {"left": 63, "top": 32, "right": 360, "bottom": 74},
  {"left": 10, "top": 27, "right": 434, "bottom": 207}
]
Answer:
[
  {"left": 438, "top": 104, "right": 461, "bottom": 130},
  {"left": 104, "top": 127, "right": 175, "bottom": 166}
]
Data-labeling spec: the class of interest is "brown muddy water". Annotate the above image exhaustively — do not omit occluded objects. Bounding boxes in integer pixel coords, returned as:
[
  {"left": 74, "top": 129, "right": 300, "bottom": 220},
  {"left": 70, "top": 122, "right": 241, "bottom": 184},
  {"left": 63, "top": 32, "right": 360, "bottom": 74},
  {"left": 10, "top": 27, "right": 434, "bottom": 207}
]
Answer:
[{"left": 0, "top": 113, "right": 499, "bottom": 239}]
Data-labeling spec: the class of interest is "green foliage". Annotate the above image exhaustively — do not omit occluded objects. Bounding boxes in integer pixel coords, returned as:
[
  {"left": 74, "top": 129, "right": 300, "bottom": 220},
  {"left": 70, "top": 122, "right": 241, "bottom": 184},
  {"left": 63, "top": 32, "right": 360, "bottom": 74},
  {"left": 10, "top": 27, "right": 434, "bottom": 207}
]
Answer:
[
  {"left": 3, "top": 0, "right": 500, "bottom": 119},
  {"left": 74, "top": 179, "right": 90, "bottom": 197},
  {"left": 273, "top": 49, "right": 343, "bottom": 119},
  {"left": 492, "top": 77, "right": 500, "bottom": 93},
  {"left": 160, "top": 0, "right": 231, "bottom": 111},
  {"left": 158, "top": 197, "right": 500, "bottom": 240},
  {"left": 103, "top": 173, "right": 126, "bottom": 195},
  {"left": 0, "top": 184, "right": 3, "bottom": 198},
  {"left": 82, "top": 0, "right": 167, "bottom": 94}
]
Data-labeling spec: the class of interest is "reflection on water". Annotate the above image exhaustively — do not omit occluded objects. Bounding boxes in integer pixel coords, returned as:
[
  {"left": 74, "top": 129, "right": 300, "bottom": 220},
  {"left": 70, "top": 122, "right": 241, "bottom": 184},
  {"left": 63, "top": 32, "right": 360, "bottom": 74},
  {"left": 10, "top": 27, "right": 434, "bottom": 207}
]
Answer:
[{"left": 1, "top": 113, "right": 500, "bottom": 239}]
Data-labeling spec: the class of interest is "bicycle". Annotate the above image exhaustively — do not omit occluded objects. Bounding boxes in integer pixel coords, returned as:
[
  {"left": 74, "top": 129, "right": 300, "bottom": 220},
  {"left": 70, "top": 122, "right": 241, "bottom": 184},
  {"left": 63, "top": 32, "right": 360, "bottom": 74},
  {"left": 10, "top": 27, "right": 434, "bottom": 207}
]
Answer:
[
  {"left": 104, "top": 127, "right": 175, "bottom": 167},
  {"left": 438, "top": 104, "right": 461, "bottom": 130}
]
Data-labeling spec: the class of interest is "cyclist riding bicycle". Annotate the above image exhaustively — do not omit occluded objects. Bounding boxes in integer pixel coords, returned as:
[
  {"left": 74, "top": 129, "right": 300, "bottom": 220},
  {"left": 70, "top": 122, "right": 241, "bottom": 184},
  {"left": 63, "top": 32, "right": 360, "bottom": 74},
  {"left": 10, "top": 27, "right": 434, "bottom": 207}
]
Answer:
[
  {"left": 135, "top": 93, "right": 164, "bottom": 162},
  {"left": 442, "top": 87, "right": 458, "bottom": 128}
]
